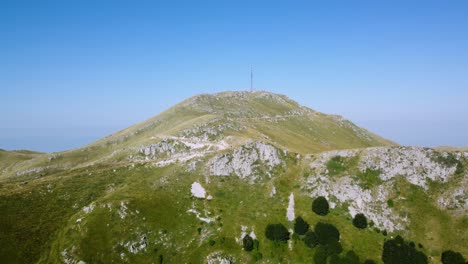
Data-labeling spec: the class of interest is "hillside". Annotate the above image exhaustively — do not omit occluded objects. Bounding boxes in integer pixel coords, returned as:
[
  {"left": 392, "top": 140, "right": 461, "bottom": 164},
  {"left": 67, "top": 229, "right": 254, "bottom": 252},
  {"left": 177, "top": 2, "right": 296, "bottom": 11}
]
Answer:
[{"left": 0, "top": 91, "right": 466, "bottom": 264}]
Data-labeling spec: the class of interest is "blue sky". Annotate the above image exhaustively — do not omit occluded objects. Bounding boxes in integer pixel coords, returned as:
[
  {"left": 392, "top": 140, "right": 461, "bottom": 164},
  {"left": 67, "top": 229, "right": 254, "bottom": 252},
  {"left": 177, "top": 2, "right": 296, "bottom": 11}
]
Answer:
[{"left": 1, "top": 0, "right": 467, "bottom": 152}]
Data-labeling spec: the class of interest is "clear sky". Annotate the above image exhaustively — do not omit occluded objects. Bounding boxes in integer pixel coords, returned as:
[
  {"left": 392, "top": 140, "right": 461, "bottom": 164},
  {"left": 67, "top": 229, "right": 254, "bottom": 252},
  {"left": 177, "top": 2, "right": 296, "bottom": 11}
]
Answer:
[{"left": 1, "top": 0, "right": 467, "bottom": 152}]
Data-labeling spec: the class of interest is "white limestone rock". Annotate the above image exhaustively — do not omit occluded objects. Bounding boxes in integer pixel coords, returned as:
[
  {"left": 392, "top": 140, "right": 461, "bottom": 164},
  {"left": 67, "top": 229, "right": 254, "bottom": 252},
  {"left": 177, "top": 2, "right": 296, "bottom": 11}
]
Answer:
[
  {"left": 209, "top": 141, "right": 282, "bottom": 179},
  {"left": 191, "top": 182, "right": 206, "bottom": 199},
  {"left": 287, "top": 193, "right": 295, "bottom": 221}
]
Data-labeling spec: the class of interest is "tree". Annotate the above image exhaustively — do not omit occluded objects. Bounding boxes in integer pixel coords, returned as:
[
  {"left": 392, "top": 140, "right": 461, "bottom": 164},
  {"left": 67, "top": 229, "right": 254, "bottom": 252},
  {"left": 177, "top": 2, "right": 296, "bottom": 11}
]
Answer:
[
  {"left": 441, "top": 250, "right": 466, "bottom": 264},
  {"left": 328, "top": 250, "right": 360, "bottom": 264},
  {"left": 294, "top": 216, "right": 309, "bottom": 235},
  {"left": 382, "top": 235, "right": 428, "bottom": 264},
  {"left": 314, "top": 246, "right": 329, "bottom": 264},
  {"left": 265, "top": 223, "right": 290, "bottom": 242},
  {"left": 352, "top": 213, "right": 368, "bottom": 229},
  {"left": 312, "top": 196, "right": 330, "bottom": 216},
  {"left": 343, "top": 250, "right": 360, "bottom": 264},
  {"left": 314, "top": 222, "right": 340, "bottom": 245},
  {"left": 243, "top": 234, "right": 254, "bottom": 251},
  {"left": 324, "top": 240, "right": 343, "bottom": 255},
  {"left": 304, "top": 231, "right": 319, "bottom": 248}
]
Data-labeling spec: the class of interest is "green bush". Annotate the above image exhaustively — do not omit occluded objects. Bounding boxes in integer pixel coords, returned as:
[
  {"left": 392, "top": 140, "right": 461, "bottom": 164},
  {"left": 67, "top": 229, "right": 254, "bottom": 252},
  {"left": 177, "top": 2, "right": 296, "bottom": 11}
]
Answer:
[
  {"left": 312, "top": 196, "right": 330, "bottom": 216},
  {"left": 314, "top": 246, "right": 329, "bottom": 264},
  {"left": 382, "top": 235, "right": 428, "bottom": 264},
  {"left": 304, "top": 231, "right": 319, "bottom": 248},
  {"left": 314, "top": 222, "right": 340, "bottom": 245},
  {"left": 324, "top": 240, "right": 343, "bottom": 255},
  {"left": 441, "top": 250, "right": 466, "bottom": 264},
  {"left": 294, "top": 216, "right": 309, "bottom": 235},
  {"left": 243, "top": 234, "right": 254, "bottom": 251},
  {"left": 265, "top": 223, "right": 290, "bottom": 242},
  {"left": 387, "top": 199, "right": 394, "bottom": 207},
  {"left": 352, "top": 213, "right": 368, "bottom": 229},
  {"left": 344, "top": 250, "right": 360, "bottom": 264}
]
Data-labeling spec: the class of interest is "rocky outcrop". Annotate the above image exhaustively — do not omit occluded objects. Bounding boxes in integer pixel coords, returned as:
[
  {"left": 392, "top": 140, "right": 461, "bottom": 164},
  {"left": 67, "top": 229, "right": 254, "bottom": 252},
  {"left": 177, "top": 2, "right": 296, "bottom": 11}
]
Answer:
[
  {"left": 359, "top": 147, "right": 458, "bottom": 189},
  {"left": 306, "top": 146, "right": 465, "bottom": 232},
  {"left": 209, "top": 141, "right": 283, "bottom": 179}
]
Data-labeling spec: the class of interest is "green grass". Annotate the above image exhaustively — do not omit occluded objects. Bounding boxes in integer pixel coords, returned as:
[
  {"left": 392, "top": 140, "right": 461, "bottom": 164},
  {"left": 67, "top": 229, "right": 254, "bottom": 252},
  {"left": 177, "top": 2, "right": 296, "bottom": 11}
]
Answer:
[{"left": 356, "top": 168, "right": 383, "bottom": 189}]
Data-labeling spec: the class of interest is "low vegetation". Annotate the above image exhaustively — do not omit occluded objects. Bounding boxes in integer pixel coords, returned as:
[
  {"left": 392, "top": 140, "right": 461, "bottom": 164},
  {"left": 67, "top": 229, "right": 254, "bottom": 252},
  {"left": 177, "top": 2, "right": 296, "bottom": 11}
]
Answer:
[
  {"left": 312, "top": 196, "right": 330, "bottom": 216},
  {"left": 293, "top": 216, "right": 309, "bottom": 235},
  {"left": 265, "top": 223, "right": 290, "bottom": 243},
  {"left": 353, "top": 213, "right": 368, "bottom": 229}
]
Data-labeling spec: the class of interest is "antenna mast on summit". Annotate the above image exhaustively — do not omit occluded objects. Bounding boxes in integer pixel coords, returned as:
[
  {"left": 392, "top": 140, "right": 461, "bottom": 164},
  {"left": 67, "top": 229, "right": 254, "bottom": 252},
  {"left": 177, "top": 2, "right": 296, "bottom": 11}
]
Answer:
[{"left": 250, "top": 65, "right": 253, "bottom": 92}]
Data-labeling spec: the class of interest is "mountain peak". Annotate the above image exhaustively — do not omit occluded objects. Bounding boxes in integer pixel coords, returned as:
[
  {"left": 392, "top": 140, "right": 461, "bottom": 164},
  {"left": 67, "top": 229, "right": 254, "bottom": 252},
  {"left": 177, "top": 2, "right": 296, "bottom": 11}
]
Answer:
[{"left": 177, "top": 90, "right": 305, "bottom": 118}]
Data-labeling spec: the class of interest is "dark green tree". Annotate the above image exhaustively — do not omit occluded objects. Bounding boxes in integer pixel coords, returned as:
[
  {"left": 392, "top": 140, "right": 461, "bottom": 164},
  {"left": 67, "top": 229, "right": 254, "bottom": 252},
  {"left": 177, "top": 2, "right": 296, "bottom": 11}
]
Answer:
[
  {"left": 343, "top": 250, "right": 360, "bottom": 264},
  {"left": 314, "top": 246, "right": 329, "bottom": 264},
  {"left": 314, "top": 222, "right": 340, "bottom": 245},
  {"left": 352, "top": 213, "right": 368, "bottom": 229},
  {"left": 304, "top": 231, "right": 319, "bottom": 248},
  {"left": 243, "top": 234, "right": 254, "bottom": 251},
  {"left": 441, "top": 250, "right": 466, "bottom": 264},
  {"left": 265, "top": 223, "right": 290, "bottom": 242},
  {"left": 382, "top": 235, "right": 428, "bottom": 264},
  {"left": 329, "top": 250, "right": 360, "bottom": 264},
  {"left": 324, "top": 240, "right": 343, "bottom": 255},
  {"left": 312, "top": 196, "right": 330, "bottom": 216},
  {"left": 294, "top": 216, "right": 309, "bottom": 235}
]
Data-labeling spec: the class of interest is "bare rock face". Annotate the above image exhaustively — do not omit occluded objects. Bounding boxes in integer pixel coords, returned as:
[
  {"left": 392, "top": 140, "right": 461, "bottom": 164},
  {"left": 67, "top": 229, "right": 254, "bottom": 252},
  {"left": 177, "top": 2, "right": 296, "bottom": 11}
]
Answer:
[
  {"left": 305, "top": 146, "right": 465, "bottom": 232},
  {"left": 139, "top": 139, "right": 187, "bottom": 158},
  {"left": 359, "top": 147, "right": 458, "bottom": 189},
  {"left": 306, "top": 174, "right": 405, "bottom": 232},
  {"left": 209, "top": 141, "right": 283, "bottom": 179}
]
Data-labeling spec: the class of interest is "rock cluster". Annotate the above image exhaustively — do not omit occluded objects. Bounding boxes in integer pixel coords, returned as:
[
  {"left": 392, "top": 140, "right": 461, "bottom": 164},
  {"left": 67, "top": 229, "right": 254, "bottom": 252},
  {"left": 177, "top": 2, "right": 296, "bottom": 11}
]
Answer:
[{"left": 209, "top": 141, "right": 282, "bottom": 179}]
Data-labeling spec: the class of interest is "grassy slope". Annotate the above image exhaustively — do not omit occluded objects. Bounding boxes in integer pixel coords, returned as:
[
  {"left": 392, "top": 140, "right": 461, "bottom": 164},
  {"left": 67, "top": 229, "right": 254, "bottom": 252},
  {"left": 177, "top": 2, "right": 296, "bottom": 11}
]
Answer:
[
  {"left": 1, "top": 150, "right": 466, "bottom": 263},
  {"left": 0, "top": 91, "right": 395, "bottom": 180}
]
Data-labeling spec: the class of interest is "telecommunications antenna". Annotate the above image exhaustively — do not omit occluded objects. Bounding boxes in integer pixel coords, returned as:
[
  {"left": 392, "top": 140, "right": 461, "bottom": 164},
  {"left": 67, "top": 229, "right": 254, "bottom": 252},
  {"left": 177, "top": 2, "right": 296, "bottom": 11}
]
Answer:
[{"left": 250, "top": 65, "right": 253, "bottom": 92}]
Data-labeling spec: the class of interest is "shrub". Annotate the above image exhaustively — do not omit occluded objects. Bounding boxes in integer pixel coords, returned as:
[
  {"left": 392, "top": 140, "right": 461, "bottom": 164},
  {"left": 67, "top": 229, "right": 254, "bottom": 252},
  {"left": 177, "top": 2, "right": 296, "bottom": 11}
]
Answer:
[
  {"left": 314, "top": 246, "right": 329, "bottom": 264},
  {"left": 294, "top": 216, "right": 309, "bottom": 235},
  {"left": 343, "top": 250, "right": 360, "bottom": 264},
  {"left": 353, "top": 213, "right": 368, "bottom": 229},
  {"left": 441, "top": 250, "right": 466, "bottom": 264},
  {"left": 314, "top": 222, "right": 340, "bottom": 245},
  {"left": 304, "top": 231, "right": 319, "bottom": 248},
  {"left": 312, "top": 196, "right": 330, "bottom": 216},
  {"left": 324, "top": 240, "right": 343, "bottom": 255},
  {"left": 265, "top": 223, "right": 290, "bottom": 242},
  {"left": 243, "top": 234, "right": 254, "bottom": 251},
  {"left": 387, "top": 199, "right": 394, "bottom": 207},
  {"left": 382, "top": 235, "right": 428, "bottom": 264},
  {"left": 208, "top": 239, "right": 216, "bottom": 246}
]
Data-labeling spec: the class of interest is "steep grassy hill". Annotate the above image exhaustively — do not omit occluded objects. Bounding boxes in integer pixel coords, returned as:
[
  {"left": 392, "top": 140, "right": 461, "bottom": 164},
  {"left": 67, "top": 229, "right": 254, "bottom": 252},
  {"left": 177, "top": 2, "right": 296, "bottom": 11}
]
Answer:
[
  {"left": 0, "top": 91, "right": 394, "bottom": 180},
  {"left": 0, "top": 91, "right": 466, "bottom": 264}
]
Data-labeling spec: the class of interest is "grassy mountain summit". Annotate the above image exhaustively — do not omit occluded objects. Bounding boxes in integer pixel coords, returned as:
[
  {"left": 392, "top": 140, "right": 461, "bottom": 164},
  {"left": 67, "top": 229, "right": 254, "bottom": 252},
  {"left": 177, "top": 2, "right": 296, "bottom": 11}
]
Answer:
[
  {"left": 0, "top": 91, "right": 394, "bottom": 180},
  {"left": 0, "top": 91, "right": 466, "bottom": 264}
]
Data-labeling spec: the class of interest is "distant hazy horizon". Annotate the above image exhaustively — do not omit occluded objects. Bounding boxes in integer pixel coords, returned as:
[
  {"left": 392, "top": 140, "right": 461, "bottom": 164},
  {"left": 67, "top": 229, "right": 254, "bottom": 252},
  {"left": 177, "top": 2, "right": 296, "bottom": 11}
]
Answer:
[{"left": 1, "top": 1, "right": 467, "bottom": 152}]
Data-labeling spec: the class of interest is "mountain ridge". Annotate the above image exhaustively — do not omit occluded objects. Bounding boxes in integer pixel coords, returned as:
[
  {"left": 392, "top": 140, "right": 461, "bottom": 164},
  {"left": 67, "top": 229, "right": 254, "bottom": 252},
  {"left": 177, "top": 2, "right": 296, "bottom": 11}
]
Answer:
[{"left": 0, "top": 91, "right": 466, "bottom": 264}]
